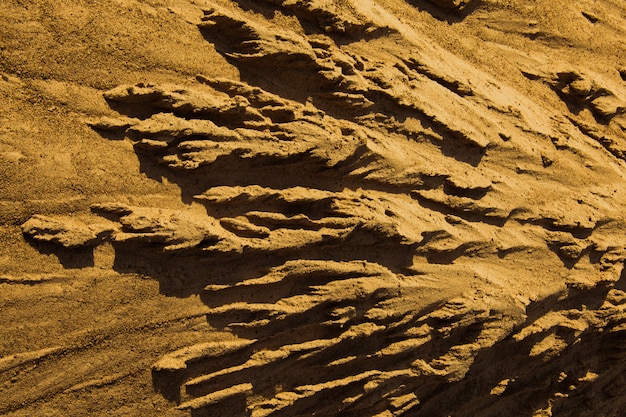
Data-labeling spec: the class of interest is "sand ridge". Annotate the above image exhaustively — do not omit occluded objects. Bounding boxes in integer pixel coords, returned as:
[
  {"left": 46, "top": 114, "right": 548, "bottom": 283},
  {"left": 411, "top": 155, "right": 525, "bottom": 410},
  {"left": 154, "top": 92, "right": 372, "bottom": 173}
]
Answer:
[{"left": 1, "top": 0, "right": 626, "bottom": 416}]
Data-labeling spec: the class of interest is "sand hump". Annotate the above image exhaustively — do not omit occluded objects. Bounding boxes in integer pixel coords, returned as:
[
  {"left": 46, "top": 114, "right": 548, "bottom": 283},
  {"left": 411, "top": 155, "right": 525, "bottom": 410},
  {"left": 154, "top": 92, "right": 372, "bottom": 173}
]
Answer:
[{"left": 2, "top": 0, "right": 626, "bottom": 416}]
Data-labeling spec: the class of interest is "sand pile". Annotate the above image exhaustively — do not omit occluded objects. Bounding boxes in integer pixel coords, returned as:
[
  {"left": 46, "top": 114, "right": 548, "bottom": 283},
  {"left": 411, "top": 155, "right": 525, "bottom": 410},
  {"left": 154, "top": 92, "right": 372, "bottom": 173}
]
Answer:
[{"left": 1, "top": 0, "right": 625, "bottom": 416}]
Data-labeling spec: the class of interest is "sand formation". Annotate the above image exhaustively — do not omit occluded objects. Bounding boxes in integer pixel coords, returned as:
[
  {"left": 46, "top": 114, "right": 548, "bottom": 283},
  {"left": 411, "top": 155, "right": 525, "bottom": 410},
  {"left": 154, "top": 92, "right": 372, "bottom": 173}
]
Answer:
[{"left": 2, "top": 0, "right": 626, "bottom": 416}]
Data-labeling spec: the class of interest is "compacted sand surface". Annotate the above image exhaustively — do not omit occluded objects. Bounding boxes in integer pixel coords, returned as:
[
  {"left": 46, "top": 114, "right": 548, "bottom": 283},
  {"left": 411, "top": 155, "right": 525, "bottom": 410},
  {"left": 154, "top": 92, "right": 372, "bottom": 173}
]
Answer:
[{"left": 1, "top": 1, "right": 626, "bottom": 416}]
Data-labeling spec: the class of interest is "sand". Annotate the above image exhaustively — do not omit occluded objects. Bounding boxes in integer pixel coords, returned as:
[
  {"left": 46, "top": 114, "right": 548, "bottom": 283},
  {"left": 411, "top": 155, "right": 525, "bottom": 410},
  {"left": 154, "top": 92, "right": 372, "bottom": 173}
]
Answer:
[{"left": 1, "top": 0, "right": 625, "bottom": 416}]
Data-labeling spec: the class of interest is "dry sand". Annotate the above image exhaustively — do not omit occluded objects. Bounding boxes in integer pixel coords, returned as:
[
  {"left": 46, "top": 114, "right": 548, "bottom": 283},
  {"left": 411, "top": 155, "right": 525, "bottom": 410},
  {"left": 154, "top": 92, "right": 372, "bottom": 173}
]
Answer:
[{"left": 1, "top": 0, "right": 626, "bottom": 416}]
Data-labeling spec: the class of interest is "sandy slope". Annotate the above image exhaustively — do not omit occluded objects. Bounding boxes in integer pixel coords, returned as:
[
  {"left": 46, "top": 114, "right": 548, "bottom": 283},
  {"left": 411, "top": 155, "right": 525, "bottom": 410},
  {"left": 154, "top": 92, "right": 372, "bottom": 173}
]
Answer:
[{"left": 1, "top": 0, "right": 626, "bottom": 416}]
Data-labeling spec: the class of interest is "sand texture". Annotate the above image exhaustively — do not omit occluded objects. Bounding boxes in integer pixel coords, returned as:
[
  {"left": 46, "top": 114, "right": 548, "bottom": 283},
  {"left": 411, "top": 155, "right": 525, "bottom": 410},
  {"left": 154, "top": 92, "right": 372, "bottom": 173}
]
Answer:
[{"left": 1, "top": 0, "right": 626, "bottom": 416}]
